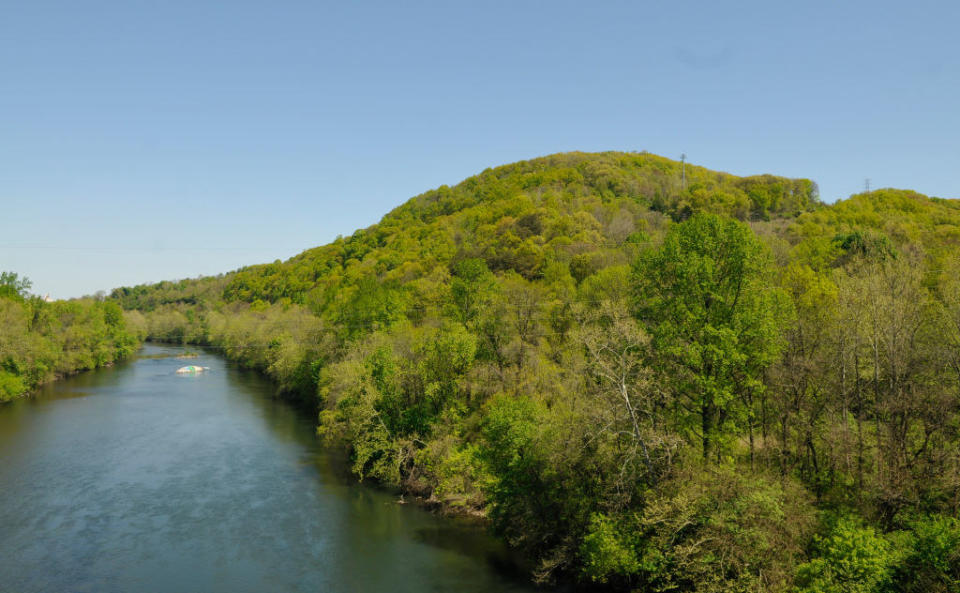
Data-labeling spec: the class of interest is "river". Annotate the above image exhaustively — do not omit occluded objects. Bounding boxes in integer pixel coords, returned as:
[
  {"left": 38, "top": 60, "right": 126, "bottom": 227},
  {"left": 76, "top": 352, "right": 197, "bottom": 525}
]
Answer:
[{"left": 0, "top": 344, "right": 540, "bottom": 593}]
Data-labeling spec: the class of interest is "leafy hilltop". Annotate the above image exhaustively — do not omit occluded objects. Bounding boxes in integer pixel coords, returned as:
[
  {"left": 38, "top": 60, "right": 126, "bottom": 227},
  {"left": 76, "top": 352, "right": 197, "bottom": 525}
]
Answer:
[
  {"left": 114, "top": 151, "right": 818, "bottom": 310},
  {"left": 112, "top": 152, "right": 960, "bottom": 592}
]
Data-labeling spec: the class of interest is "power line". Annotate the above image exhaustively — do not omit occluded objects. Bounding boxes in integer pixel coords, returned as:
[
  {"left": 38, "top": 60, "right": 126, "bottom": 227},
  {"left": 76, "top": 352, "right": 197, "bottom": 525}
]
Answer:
[
  {"left": 0, "top": 238, "right": 659, "bottom": 251},
  {"left": 0, "top": 245, "right": 299, "bottom": 252}
]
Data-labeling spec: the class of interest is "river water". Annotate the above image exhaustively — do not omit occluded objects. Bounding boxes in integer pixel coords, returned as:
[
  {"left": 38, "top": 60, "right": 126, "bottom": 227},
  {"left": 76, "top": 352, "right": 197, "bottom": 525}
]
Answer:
[{"left": 0, "top": 344, "right": 538, "bottom": 593}]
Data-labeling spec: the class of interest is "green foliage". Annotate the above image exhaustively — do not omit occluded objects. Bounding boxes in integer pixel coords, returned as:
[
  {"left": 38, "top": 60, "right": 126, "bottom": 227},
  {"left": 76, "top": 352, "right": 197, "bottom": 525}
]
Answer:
[
  {"left": 635, "top": 213, "right": 790, "bottom": 460},
  {"left": 187, "top": 152, "right": 816, "bottom": 311},
  {"left": 449, "top": 258, "right": 495, "bottom": 323},
  {"left": 0, "top": 271, "right": 31, "bottom": 301},
  {"left": 480, "top": 392, "right": 603, "bottom": 577},
  {"left": 795, "top": 515, "right": 898, "bottom": 593},
  {"left": 329, "top": 372, "right": 403, "bottom": 483},
  {"left": 580, "top": 512, "right": 642, "bottom": 583},
  {"left": 648, "top": 469, "right": 814, "bottom": 593},
  {"left": 788, "top": 188, "right": 960, "bottom": 275},
  {"left": 832, "top": 230, "right": 897, "bottom": 266},
  {"left": 0, "top": 276, "right": 140, "bottom": 401},
  {"left": 577, "top": 466, "right": 815, "bottom": 592},
  {"left": 892, "top": 515, "right": 960, "bottom": 593},
  {"left": 414, "top": 438, "right": 490, "bottom": 508},
  {"left": 109, "top": 152, "right": 960, "bottom": 590},
  {"left": 0, "top": 371, "right": 27, "bottom": 402}
]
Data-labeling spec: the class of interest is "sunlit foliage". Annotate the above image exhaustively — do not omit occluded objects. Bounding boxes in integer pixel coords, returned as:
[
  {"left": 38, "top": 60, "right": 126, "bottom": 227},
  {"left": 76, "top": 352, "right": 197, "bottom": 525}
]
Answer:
[
  {"left": 109, "top": 152, "right": 960, "bottom": 591},
  {"left": 0, "top": 280, "right": 139, "bottom": 401}
]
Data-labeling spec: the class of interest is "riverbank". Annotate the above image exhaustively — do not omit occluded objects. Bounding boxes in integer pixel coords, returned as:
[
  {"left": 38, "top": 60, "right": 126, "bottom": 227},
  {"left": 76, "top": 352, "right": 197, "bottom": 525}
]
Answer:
[
  {"left": 1, "top": 358, "right": 126, "bottom": 404},
  {"left": 0, "top": 296, "right": 142, "bottom": 403},
  {"left": 0, "top": 343, "right": 538, "bottom": 593},
  {"left": 144, "top": 337, "right": 493, "bottom": 522}
]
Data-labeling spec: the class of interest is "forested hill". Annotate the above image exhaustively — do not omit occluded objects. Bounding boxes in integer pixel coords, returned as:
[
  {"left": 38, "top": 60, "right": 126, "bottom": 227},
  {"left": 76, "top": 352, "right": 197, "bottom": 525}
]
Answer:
[
  {"left": 112, "top": 152, "right": 960, "bottom": 592},
  {"left": 112, "top": 151, "right": 820, "bottom": 311}
]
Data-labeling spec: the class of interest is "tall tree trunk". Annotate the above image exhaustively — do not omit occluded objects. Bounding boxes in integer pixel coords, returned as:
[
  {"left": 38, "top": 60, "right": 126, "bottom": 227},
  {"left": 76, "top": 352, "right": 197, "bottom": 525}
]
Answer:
[{"left": 702, "top": 399, "right": 715, "bottom": 463}]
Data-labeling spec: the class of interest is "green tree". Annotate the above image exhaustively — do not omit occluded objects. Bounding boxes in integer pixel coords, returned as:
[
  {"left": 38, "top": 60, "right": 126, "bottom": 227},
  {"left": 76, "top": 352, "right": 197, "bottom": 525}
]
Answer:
[
  {"left": 0, "top": 271, "right": 31, "bottom": 300},
  {"left": 893, "top": 516, "right": 960, "bottom": 593},
  {"left": 449, "top": 258, "right": 495, "bottom": 324},
  {"left": 635, "top": 213, "right": 789, "bottom": 462},
  {"left": 794, "top": 515, "right": 898, "bottom": 593}
]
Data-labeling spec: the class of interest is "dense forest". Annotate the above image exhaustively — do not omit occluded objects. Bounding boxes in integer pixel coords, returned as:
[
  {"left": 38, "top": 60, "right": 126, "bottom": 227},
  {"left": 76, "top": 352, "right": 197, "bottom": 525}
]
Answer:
[
  {"left": 0, "top": 272, "right": 141, "bottom": 402},
  {"left": 110, "top": 151, "right": 960, "bottom": 592}
]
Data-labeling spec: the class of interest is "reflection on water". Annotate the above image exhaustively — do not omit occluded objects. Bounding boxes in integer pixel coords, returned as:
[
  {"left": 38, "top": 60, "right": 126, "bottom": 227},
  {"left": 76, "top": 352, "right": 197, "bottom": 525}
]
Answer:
[{"left": 0, "top": 344, "right": 540, "bottom": 593}]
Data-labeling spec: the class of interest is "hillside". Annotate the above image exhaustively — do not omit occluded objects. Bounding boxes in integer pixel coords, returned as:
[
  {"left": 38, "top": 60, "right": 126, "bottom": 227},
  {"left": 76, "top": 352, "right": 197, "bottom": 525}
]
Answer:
[
  {"left": 112, "top": 151, "right": 819, "bottom": 310},
  {"left": 112, "top": 152, "right": 960, "bottom": 592}
]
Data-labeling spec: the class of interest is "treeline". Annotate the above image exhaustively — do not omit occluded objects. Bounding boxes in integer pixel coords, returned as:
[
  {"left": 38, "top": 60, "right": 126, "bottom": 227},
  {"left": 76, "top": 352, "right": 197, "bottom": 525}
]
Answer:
[
  {"left": 114, "top": 152, "right": 960, "bottom": 592},
  {"left": 0, "top": 272, "right": 142, "bottom": 402}
]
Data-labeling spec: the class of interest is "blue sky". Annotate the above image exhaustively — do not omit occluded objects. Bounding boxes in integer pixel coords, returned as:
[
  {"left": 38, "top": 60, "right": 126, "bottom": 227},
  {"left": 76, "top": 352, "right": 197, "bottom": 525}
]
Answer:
[{"left": 2, "top": 0, "right": 958, "bottom": 297}]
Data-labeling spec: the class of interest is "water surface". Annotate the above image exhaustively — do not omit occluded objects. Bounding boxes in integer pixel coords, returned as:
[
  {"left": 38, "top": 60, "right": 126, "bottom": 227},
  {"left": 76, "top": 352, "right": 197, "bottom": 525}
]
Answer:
[{"left": 0, "top": 344, "right": 536, "bottom": 593}]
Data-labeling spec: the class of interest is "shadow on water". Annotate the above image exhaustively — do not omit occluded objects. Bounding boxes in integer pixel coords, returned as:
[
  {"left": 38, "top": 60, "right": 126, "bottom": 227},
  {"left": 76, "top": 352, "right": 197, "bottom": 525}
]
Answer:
[{"left": 413, "top": 523, "right": 536, "bottom": 579}]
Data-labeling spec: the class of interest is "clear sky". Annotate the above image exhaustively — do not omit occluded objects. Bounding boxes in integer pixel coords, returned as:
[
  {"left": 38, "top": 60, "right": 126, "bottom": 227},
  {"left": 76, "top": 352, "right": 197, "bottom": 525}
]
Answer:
[{"left": 2, "top": 0, "right": 958, "bottom": 298}]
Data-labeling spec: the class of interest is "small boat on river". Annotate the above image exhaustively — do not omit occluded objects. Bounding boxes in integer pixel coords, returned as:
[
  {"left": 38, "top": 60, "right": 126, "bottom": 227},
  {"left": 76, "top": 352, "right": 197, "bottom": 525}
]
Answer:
[{"left": 175, "top": 365, "right": 209, "bottom": 374}]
